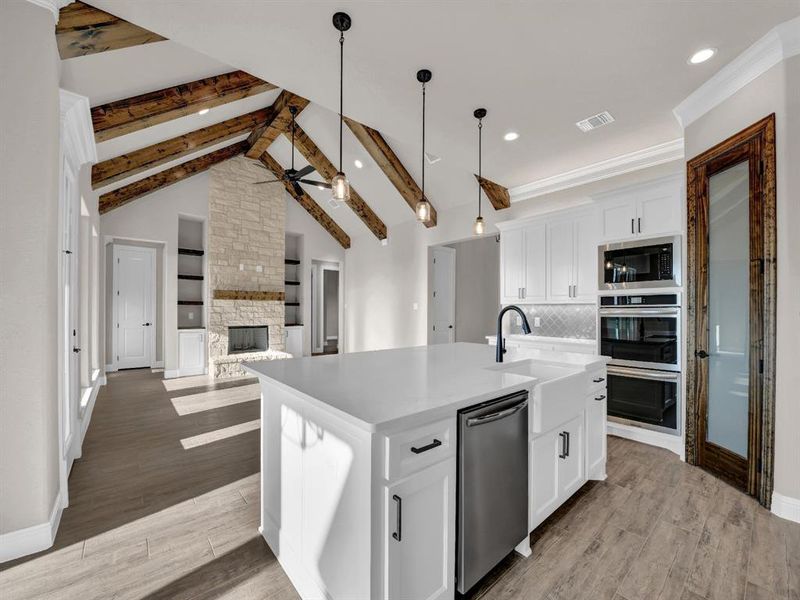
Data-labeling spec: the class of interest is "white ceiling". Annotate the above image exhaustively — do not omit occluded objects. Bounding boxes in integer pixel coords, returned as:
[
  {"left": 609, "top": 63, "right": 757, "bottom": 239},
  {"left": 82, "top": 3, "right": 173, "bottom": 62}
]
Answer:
[{"left": 63, "top": 2, "right": 799, "bottom": 237}]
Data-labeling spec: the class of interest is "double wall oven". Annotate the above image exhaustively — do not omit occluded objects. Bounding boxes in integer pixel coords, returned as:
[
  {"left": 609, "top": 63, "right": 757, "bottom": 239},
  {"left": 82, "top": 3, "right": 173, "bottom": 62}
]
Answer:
[{"left": 599, "top": 292, "right": 681, "bottom": 435}]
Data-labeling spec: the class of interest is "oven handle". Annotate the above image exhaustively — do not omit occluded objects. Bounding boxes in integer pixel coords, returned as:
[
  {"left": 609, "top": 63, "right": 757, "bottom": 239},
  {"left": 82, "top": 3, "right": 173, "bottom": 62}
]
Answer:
[
  {"left": 599, "top": 308, "right": 680, "bottom": 317},
  {"left": 607, "top": 365, "right": 680, "bottom": 382}
]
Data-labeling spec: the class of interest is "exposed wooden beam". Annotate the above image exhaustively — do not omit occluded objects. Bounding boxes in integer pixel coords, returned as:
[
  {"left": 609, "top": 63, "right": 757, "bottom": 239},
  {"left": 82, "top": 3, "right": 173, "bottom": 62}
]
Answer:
[
  {"left": 245, "top": 91, "right": 309, "bottom": 159},
  {"left": 99, "top": 140, "right": 247, "bottom": 214},
  {"left": 476, "top": 175, "right": 511, "bottom": 210},
  {"left": 57, "top": 1, "right": 167, "bottom": 59},
  {"left": 258, "top": 153, "right": 351, "bottom": 249},
  {"left": 344, "top": 117, "right": 437, "bottom": 227},
  {"left": 286, "top": 124, "right": 387, "bottom": 240},
  {"left": 91, "top": 70, "right": 275, "bottom": 142},
  {"left": 92, "top": 107, "right": 274, "bottom": 189}
]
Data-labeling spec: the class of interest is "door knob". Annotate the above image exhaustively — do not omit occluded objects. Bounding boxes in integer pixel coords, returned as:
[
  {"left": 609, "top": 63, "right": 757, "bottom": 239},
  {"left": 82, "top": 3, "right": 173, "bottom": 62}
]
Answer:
[
  {"left": 448, "top": 325, "right": 453, "bottom": 329},
  {"left": 696, "top": 350, "right": 709, "bottom": 358},
  {"left": 142, "top": 322, "right": 151, "bottom": 326},
  {"left": 72, "top": 347, "right": 81, "bottom": 353}
]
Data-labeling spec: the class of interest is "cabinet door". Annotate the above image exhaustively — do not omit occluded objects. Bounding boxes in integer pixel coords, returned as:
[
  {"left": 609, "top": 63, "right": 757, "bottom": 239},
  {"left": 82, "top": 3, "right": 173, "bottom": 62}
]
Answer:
[
  {"left": 385, "top": 459, "right": 455, "bottom": 600},
  {"left": 572, "top": 212, "right": 599, "bottom": 302},
  {"left": 530, "top": 430, "right": 560, "bottom": 528},
  {"left": 501, "top": 228, "right": 525, "bottom": 304},
  {"left": 546, "top": 220, "right": 574, "bottom": 302},
  {"left": 585, "top": 393, "right": 607, "bottom": 479},
  {"left": 557, "top": 413, "right": 585, "bottom": 499},
  {"left": 179, "top": 332, "right": 205, "bottom": 375},
  {"left": 600, "top": 199, "right": 637, "bottom": 241},
  {"left": 523, "top": 223, "right": 547, "bottom": 302},
  {"left": 637, "top": 192, "right": 680, "bottom": 237},
  {"left": 285, "top": 327, "right": 303, "bottom": 357}
]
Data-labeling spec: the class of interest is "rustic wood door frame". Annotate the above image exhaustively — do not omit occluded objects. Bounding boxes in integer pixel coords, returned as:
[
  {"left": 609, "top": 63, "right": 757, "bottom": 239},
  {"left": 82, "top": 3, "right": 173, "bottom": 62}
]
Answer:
[{"left": 685, "top": 114, "right": 776, "bottom": 507}]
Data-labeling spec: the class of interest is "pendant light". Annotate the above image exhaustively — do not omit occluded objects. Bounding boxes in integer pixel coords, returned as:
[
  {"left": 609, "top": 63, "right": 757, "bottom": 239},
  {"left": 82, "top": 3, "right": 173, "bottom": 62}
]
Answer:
[
  {"left": 331, "top": 12, "right": 352, "bottom": 204},
  {"left": 473, "top": 108, "right": 487, "bottom": 235},
  {"left": 415, "top": 69, "right": 433, "bottom": 223}
]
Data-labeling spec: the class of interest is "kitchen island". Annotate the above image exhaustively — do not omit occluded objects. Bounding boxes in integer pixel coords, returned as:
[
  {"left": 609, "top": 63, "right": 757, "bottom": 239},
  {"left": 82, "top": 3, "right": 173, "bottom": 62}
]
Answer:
[{"left": 244, "top": 342, "right": 608, "bottom": 600}]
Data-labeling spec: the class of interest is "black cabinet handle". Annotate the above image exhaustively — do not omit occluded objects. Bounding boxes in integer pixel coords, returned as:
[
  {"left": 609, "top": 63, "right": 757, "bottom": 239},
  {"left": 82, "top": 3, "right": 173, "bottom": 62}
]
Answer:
[
  {"left": 592, "top": 377, "right": 605, "bottom": 383},
  {"left": 631, "top": 218, "right": 634, "bottom": 234},
  {"left": 638, "top": 217, "right": 641, "bottom": 233},
  {"left": 411, "top": 438, "right": 442, "bottom": 454},
  {"left": 565, "top": 431, "right": 570, "bottom": 457},
  {"left": 558, "top": 432, "right": 567, "bottom": 459},
  {"left": 594, "top": 394, "right": 606, "bottom": 401},
  {"left": 392, "top": 495, "right": 402, "bottom": 541}
]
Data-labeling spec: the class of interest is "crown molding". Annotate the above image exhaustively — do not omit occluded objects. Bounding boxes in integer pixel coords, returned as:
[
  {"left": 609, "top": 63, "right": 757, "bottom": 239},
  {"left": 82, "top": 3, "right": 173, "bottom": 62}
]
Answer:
[
  {"left": 60, "top": 89, "right": 98, "bottom": 169},
  {"left": 24, "top": 0, "right": 71, "bottom": 22},
  {"left": 509, "top": 138, "right": 684, "bottom": 203},
  {"left": 674, "top": 16, "right": 800, "bottom": 128}
]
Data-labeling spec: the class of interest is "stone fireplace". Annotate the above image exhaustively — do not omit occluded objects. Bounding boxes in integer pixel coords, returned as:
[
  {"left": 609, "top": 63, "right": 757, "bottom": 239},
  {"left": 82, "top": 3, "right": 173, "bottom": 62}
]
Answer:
[{"left": 207, "top": 156, "right": 291, "bottom": 378}]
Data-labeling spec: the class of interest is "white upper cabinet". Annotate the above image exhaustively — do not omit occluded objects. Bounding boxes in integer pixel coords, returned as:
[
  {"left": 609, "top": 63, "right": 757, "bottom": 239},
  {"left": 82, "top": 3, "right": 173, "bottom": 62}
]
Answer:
[
  {"left": 501, "top": 228, "right": 525, "bottom": 303},
  {"left": 500, "top": 223, "right": 546, "bottom": 304},
  {"left": 523, "top": 223, "right": 547, "bottom": 303},
  {"left": 546, "top": 219, "right": 574, "bottom": 302},
  {"left": 597, "top": 175, "right": 682, "bottom": 242},
  {"left": 572, "top": 212, "right": 599, "bottom": 302}
]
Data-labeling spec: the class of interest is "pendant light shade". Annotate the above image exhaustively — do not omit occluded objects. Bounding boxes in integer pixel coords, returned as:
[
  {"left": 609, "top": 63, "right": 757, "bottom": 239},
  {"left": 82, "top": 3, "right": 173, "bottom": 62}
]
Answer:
[
  {"left": 416, "top": 69, "right": 432, "bottom": 223},
  {"left": 473, "top": 108, "right": 487, "bottom": 235},
  {"left": 332, "top": 12, "right": 351, "bottom": 205}
]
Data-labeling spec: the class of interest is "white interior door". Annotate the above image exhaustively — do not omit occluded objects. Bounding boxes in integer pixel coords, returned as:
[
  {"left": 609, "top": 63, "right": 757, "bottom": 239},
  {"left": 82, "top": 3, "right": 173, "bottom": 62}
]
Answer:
[
  {"left": 430, "top": 246, "right": 456, "bottom": 344},
  {"left": 114, "top": 245, "right": 155, "bottom": 369}
]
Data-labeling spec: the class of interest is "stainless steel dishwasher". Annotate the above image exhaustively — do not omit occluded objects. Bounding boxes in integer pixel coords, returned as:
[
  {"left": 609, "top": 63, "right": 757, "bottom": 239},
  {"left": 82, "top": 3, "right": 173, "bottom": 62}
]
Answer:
[{"left": 457, "top": 389, "right": 529, "bottom": 594}]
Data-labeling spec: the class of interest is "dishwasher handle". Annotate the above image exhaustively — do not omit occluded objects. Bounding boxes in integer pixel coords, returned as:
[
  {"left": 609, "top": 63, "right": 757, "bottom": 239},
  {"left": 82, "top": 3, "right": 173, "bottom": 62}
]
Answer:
[{"left": 466, "top": 400, "right": 527, "bottom": 427}]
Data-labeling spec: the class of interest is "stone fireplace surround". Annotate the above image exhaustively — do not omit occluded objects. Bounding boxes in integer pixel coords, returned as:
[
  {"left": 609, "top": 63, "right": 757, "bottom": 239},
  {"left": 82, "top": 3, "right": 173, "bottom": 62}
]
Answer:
[{"left": 207, "top": 156, "right": 291, "bottom": 378}]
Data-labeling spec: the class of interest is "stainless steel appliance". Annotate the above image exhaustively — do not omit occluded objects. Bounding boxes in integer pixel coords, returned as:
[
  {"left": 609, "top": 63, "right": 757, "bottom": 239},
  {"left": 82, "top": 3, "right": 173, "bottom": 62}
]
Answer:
[
  {"left": 599, "top": 293, "right": 681, "bottom": 435},
  {"left": 598, "top": 235, "right": 681, "bottom": 290},
  {"left": 599, "top": 294, "right": 680, "bottom": 372},
  {"left": 607, "top": 365, "right": 680, "bottom": 434},
  {"left": 457, "top": 390, "right": 529, "bottom": 595}
]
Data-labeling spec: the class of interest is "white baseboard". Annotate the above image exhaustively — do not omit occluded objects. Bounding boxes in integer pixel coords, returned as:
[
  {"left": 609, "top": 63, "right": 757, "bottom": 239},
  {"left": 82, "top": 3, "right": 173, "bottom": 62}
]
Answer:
[
  {"left": 104, "top": 363, "right": 117, "bottom": 373},
  {"left": 772, "top": 491, "right": 800, "bottom": 524},
  {"left": 163, "top": 369, "right": 180, "bottom": 379},
  {"left": 152, "top": 360, "right": 164, "bottom": 368},
  {"left": 607, "top": 420, "right": 684, "bottom": 458},
  {"left": 99, "top": 375, "right": 107, "bottom": 386},
  {"left": 0, "top": 489, "right": 63, "bottom": 563}
]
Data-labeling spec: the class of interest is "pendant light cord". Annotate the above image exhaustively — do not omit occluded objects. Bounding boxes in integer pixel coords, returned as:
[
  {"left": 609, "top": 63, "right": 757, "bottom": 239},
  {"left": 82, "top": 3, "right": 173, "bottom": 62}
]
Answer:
[
  {"left": 339, "top": 32, "right": 344, "bottom": 173},
  {"left": 478, "top": 117, "right": 483, "bottom": 219},
  {"left": 421, "top": 81, "right": 426, "bottom": 202}
]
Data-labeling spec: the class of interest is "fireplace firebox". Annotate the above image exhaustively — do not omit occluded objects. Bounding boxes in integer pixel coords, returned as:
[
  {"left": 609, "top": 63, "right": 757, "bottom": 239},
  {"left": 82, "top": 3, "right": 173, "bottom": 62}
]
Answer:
[{"left": 227, "top": 326, "right": 268, "bottom": 355}]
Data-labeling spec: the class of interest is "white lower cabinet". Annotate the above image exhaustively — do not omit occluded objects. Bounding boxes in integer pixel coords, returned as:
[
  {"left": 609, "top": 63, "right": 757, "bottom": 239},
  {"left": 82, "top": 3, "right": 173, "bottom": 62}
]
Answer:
[
  {"left": 530, "top": 429, "right": 561, "bottom": 527},
  {"left": 178, "top": 329, "right": 205, "bottom": 376},
  {"left": 384, "top": 458, "right": 455, "bottom": 600},
  {"left": 586, "top": 392, "right": 607, "bottom": 479},
  {"left": 557, "top": 414, "right": 585, "bottom": 498}
]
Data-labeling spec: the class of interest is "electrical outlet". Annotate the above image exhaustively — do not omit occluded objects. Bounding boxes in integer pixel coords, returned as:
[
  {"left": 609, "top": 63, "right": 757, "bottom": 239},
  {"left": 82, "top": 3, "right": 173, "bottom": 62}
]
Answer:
[
  {"left": 412, "top": 302, "right": 419, "bottom": 311},
  {"left": 188, "top": 312, "right": 194, "bottom": 320},
  {"left": 534, "top": 317, "right": 541, "bottom": 327},
  {"left": 256, "top": 265, "right": 263, "bottom": 273},
  {"left": 239, "top": 263, "right": 244, "bottom": 271},
  {"left": 515, "top": 315, "right": 521, "bottom": 326}
]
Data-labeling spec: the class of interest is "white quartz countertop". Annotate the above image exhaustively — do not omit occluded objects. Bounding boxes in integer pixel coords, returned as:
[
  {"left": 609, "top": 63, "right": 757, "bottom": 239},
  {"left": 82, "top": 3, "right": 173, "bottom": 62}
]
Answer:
[{"left": 244, "top": 342, "right": 607, "bottom": 432}]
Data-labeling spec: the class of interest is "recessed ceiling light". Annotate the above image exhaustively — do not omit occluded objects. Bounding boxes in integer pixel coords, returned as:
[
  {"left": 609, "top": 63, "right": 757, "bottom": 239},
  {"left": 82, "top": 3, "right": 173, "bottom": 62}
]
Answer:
[
  {"left": 354, "top": 159, "right": 363, "bottom": 169},
  {"left": 688, "top": 48, "right": 716, "bottom": 65},
  {"left": 504, "top": 132, "right": 519, "bottom": 142},
  {"left": 197, "top": 108, "right": 210, "bottom": 115}
]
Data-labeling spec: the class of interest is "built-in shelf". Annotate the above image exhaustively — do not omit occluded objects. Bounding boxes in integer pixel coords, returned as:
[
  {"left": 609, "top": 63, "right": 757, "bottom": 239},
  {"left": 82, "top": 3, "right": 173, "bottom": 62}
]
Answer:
[
  {"left": 178, "top": 248, "right": 204, "bottom": 256},
  {"left": 285, "top": 280, "right": 300, "bottom": 286},
  {"left": 285, "top": 258, "right": 301, "bottom": 265},
  {"left": 178, "top": 274, "right": 204, "bottom": 281},
  {"left": 284, "top": 302, "right": 300, "bottom": 307},
  {"left": 178, "top": 300, "right": 203, "bottom": 306},
  {"left": 178, "top": 326, "right": 206, "bottom": 330}
]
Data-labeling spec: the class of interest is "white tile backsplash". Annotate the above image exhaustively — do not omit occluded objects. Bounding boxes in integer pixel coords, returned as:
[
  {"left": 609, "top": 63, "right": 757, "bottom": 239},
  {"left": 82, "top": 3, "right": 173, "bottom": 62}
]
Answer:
[{"left": 506, "top": 304, "right": 596, "bottom": 339}]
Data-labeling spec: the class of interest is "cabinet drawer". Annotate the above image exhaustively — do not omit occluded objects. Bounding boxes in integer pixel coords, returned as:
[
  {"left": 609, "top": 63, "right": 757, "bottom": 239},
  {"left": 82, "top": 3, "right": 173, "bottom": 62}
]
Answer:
[{"left": 384, "top": 418, "right": 456, "bottom": 480}]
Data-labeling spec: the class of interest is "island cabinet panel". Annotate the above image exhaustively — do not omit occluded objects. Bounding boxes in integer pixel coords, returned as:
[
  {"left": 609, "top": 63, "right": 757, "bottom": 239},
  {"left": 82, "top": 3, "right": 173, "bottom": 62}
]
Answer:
[
  {"left": 383, "top": 458, "right": 456, "bottom": 600},
  {"left": 530, "top": 429, "right": 561, "bottom": 527},
  {"left": 557, "top": 413, "right": 586, "bottom": 498},
  {"left": 586, "top": 391, "right": 608, "bottom": 479}
]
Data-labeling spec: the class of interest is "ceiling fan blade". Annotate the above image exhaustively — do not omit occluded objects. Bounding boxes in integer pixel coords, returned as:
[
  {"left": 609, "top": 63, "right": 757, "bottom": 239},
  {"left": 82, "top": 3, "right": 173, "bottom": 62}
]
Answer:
[
  {"left": 291, "top": 181, "right": 304, "bottom": 197},
  {"left": 299, "top": 179, "right": 332, "bottom": 189},
  {"left": 252, "top": 179, "right": 281, "bottom": 185},
  {"left": 293, "top": 165, "right": 315, "bottom": 179}
]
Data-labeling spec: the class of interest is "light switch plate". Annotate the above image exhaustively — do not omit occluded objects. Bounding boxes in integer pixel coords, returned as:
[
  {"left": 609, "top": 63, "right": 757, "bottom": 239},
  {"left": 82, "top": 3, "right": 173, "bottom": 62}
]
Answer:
[
  {"left": 239, "top": 264, "right": 244, "bottom": 271},
  {"left": 534, "top": 317, "right": 541, "bottom": 327}
]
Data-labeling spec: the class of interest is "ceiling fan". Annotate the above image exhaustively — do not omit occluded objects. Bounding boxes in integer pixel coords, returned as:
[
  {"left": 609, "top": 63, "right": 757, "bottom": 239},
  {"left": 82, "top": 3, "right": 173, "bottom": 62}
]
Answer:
[{"left": 253, "top": 105, "right": 331, "bottom": 196}]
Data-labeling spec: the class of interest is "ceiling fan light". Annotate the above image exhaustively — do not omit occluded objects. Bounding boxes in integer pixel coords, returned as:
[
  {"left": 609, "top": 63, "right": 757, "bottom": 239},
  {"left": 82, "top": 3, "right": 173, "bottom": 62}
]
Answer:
[
  {"left": 331, "top": 171, "right": 350, "bottom": 202},
  {"left": 416, "top": 199, "right": 431, "bottom": 222},
  {"left": 473, "top": 216, "right": 485, "bottom": 236}
]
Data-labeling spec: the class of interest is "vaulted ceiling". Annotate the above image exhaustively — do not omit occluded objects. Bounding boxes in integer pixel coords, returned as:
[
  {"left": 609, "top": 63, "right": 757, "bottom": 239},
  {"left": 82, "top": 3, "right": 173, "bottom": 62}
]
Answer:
[{"left": 59, "top": 1, "right": 800, "bottom": 245}]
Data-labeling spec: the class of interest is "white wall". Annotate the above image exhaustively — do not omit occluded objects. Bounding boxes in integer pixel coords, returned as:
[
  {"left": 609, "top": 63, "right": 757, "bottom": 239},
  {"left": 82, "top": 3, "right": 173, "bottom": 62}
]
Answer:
[
  {"left": 0, "top": 0, "right": 61, "bottom": 534},
  {"left": 100, "top": 174, "right": 210, "bottom": 374},
  {"left": 446, "top": 236, "right": 500, "bottom": 344},
  {"left": 684, "top": 55, "right": 800, "bottom": 504},
  {"left": 344, "top": 161, "right": 682, "bottom": 352},
  {"left": 285, "top": 197, "right": 346, "bottom": 355}
]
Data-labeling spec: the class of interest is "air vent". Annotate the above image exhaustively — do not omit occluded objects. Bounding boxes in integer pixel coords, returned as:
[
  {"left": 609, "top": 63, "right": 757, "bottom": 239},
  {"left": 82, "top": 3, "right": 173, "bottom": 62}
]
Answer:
[{"left": 576, "top": 111, "right": 615, "bottom": 132}]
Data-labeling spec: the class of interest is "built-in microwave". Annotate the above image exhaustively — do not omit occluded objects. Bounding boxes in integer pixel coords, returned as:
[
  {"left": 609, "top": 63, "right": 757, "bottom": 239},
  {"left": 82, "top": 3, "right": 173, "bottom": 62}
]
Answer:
[{"left": 598, "top": 235, "right": 681, "bottom": 290}]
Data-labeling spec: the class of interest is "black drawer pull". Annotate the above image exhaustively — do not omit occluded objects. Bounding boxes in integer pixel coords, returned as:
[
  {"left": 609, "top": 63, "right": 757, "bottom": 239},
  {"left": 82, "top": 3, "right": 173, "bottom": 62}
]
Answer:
[
  {"left": 592, "top": 377, "right": 605, "bottom": 383},
  {"left": 558, "top": 432, "right": 567, "bottom": 459},
  {"left": 392, "top": 495, "right": 402, "bottom": 541},
  {"left": 594, "top": 394, "right": 606, "bottom": 401},
  {"left": 410, "top": 438, "right": 442, "bottom": 454}
]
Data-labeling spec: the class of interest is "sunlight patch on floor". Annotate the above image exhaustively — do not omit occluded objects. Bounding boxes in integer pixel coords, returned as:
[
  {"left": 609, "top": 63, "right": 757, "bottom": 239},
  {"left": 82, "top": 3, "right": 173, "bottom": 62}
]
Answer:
[
  {"left": 170, "top": 384, "right": 260, "bottom": 415},
  {"left": 181, "top": 419, "right": 261, "bottom": 449}
]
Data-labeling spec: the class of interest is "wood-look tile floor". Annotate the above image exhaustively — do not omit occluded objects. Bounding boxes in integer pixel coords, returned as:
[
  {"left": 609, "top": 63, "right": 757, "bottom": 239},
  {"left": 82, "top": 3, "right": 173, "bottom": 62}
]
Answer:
[{"left": 1, "top": 369, "right": 798, "bottom": 600}]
